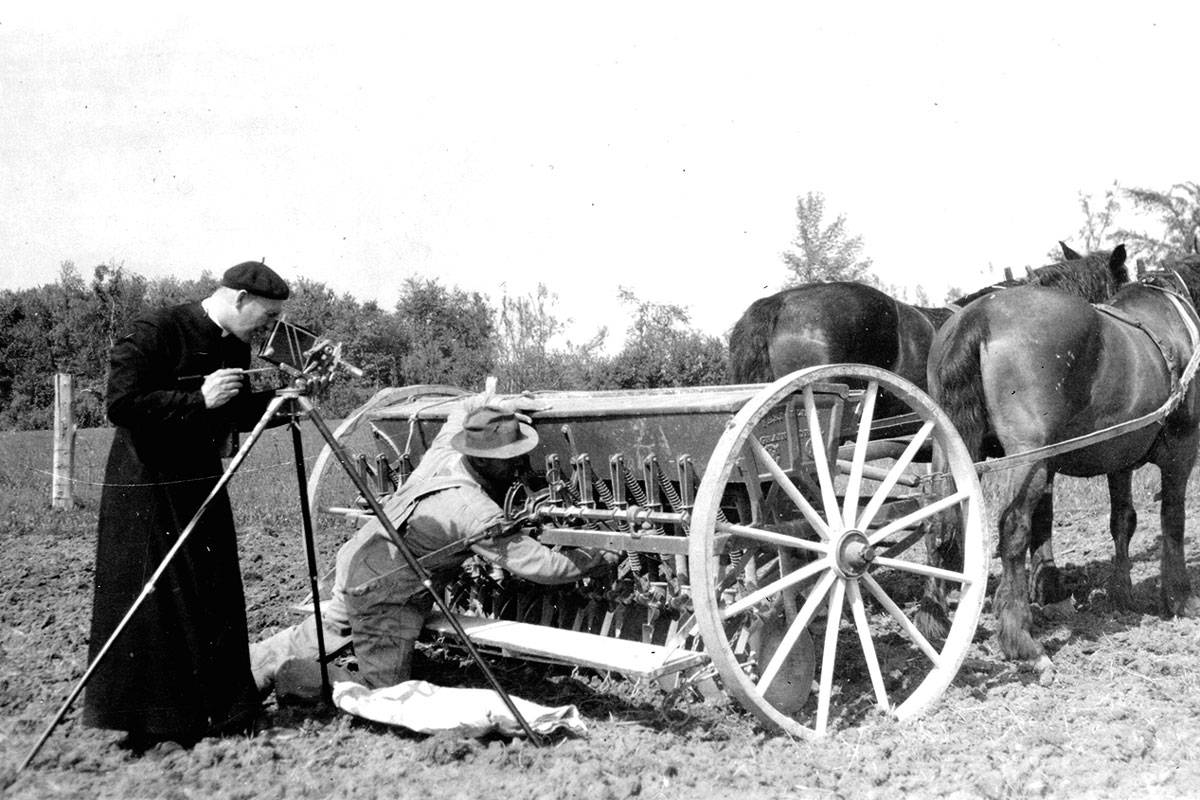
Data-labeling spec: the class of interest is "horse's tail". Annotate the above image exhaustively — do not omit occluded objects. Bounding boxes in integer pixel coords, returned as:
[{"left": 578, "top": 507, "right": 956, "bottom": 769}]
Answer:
[
  {"left": 928, "top": 314, "right": 990, "bottom": 461},
  {"left": 728, "top": 294, "right": 782, "bottom": 383}
]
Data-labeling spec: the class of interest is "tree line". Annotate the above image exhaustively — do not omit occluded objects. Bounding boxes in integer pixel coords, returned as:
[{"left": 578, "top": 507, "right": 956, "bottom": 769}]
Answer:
[
  {"left": 0, "top": 265, "right": 727, "bottom": 430},
  {"left": 4, "top": 180, "right": 1192, "bottom": 430}
]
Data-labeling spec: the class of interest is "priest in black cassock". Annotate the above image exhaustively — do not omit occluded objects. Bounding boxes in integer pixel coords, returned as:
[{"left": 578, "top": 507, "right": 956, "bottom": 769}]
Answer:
[{"left": 84, "top": 261, "right": 290, "bottom": 750}]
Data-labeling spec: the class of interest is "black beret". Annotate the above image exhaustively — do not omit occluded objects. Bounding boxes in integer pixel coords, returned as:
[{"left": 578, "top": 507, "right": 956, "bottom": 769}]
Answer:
[{"left": 221, "top": 261, "right": 290, "bottom": 300}]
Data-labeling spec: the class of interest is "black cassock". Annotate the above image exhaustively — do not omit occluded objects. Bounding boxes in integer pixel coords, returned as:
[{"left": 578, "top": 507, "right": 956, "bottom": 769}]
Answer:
[{"left": 84, "top": 302, "right": 274, "bottom": 741}]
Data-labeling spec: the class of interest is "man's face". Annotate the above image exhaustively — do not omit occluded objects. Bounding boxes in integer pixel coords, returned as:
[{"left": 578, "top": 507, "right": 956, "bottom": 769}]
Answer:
[
  {"left": 227, "top": 293, "right": 284, "bottom": 342},
  {"left": 467, "top": 454, "right": 526, "bottom": 493}
]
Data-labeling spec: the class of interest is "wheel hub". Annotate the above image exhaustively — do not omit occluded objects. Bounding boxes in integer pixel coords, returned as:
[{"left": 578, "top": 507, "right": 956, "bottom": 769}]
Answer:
[{"left": 832, "top": 529, "right": 876, "bottom": 578}]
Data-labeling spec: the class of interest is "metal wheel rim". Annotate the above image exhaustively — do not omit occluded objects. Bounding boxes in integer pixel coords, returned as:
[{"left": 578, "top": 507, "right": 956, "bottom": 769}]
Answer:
[{"left": 688, "top": 364, "right": 988, "bottom": 738}]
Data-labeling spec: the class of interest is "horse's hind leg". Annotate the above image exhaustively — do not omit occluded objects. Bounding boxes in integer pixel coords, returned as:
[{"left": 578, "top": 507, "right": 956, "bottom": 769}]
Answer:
[
  {"left": 995, "top": 462, "right": 1051, "bottom": 661},
  {"left": 1029, "top": 478, "right": 1069, "bottom": 605},
  {"left": 1158, "top": 436, "right": 1200, "bottom": 617},
  {"left": 914, "top": 474, "right": 964, "bottom": 644},
  {"left": 1106, "top": 469, "right": 1137, "bottom": 609}
]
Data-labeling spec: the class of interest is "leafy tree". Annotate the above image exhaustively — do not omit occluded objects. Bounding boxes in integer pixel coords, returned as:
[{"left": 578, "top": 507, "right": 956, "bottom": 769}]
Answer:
[
  {"left": 0, "top": 287, "right": 57, "bottom": 429},
  {"left": 597, "top": 289, "right": 727, "bottom": 389},
  {"left": 491, "top": 283, "right": 609, "bottom": 392},
  {"left": 1070, "top": 181, "right": 1123, "bottom": 255},
  {"left": 142, "top": 271, "right": 219, "bottom": 307},
  {"left": 494, "top": 283, "right": 564, "bottom": 392},
  {"left": 88, "top": 263, "right": 148, "bottom": 392},
  {"left": 782, "top": 191, "right": 873, "bottom": 285},
  {"left": 876, "top": 280, "right": 931, "bottom": 306},
  {"left": 394, "top": 277, "right": 496, "bottom": 390},
  {"left": 1111, "top": 181, "right": 1200, "bottom": 261}
]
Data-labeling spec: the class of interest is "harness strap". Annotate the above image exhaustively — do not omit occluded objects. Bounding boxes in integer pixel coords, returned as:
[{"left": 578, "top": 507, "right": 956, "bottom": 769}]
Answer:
[
  {"left": 1094, "top": 303, "right": 1180, "bottom": 388},
  {"left": 1139, "top": 280, "right": 1200, "bottom": 416},
  {"left": 976, "top": 286, "right": 1200, "bottom": 476}
]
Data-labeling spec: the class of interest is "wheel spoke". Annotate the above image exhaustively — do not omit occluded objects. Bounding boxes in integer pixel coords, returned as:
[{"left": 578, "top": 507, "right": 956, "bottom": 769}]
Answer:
[
  {"left": 757, "top": 571, "right": 835, "bottom": 692},
  {"left": 814, "top": 578, "right": 846, "bottom": 735},
  {"left": 739, "top": 457, "right": 767, "bottom": 527},
  {"left": 755, "top": 555, "right": 781, "bottom": 583},
  {"left": 841, "top": 381, "right": 879, "bottom": 528},
  {"left": 855, "top": 420, "right": 935, "bottom": 531},
  {"left": 747, "top": 437, "right": 832, "bottom": 540},
  {"left": 867, "top": 489, "right": 972, "bottom": 546},
  {"left": 689, "top": 366, "right": 986, "bottom": 739},
  {"left": 803, "top": 388, "right": 842, "bottom": 528},
  {"left": 847, "top": 581, "right": 889, "bottom": 711},
  {"left": 860, "top": 574, "right": 941, "bottom": 666},
  {"left": 717, "top": 521, "right": 830, "bottom": 556},
  {"left": 876, "top": 526, "right": 926, "bottom": 560},
  {"left": 721, "top": 557, "right": 830, "bottom": 620},
  {"left": 870, "top": 555, "right": 972, "bottom": 586},
  {"left": 666, "top": 613, "right": 697, "bottom": 648}
]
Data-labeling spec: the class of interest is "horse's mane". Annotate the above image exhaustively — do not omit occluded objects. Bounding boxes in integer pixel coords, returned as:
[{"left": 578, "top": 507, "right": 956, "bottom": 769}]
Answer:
[
  {"left": 915, "top": 278, "right": 1022, "bottom": 330},
  {"left": 1024, "top": 247, "right": 1127, "bottom": 303}
]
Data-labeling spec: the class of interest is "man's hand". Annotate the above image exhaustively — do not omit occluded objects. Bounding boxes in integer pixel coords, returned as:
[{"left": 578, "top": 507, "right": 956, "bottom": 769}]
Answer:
[
  {"left": 583, "top": 549, "right": 621, "bottom": 575},
  {"left": 201, "top": 368, "right": 244, "bottom": 409},
  {"left": 505, "top": 391, "right": 552, "bottom": 415},
  {"left": 455, "top": 377, "right": 553, "bottom": 422}
]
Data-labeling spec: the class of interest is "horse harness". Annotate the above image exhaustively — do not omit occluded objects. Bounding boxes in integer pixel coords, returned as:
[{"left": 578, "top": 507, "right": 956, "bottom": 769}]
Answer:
[
  {"left": 1093, "top": 302, "right": 1181, "bottom": 392},
  {"left": 975, "top": 275, "right": 1200, "bottom": 475},
  {"left": 1094, "top": 273, "right": 1200, "bottom": 404}
]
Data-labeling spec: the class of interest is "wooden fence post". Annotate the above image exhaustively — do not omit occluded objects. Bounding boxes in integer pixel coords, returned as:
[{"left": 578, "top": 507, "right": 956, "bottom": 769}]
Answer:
[{"left": 52, "top": 373, "right": 76, "bottom": 510}]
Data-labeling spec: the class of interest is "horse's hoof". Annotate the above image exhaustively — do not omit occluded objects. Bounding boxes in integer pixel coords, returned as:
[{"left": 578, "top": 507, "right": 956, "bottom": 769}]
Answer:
[
  {"left": 1101, "top": 579, "right": 1135, "bottom": 611},
  {"left": 997, "top": 628, "right": 1044, "bottom": 662},
  {"left": 1169, "top": 595, "right": 1200, "bottom": 618},
  {"left": 913, "top": 600, "right": 950, "bottom": 645},
  {"left": 1035, "top": 655, "right": 1055, "bottom": 686},
  {"left": 1030, "top": 568, "right": 1070, "bottom": 606},
  {"left": 1034, "top": 597, "right": 1076, "bottom": 621}
]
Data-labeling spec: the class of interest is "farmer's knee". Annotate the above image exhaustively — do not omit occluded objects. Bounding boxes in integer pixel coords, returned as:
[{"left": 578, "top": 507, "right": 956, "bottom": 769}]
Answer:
[{"left": 348, "top": 602, "right": 426, "bottom": 688}]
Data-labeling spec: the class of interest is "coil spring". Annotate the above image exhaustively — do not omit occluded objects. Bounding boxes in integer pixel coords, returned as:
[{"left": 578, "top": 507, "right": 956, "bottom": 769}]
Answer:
[
  {"left": 653, "top": 463, "right": 741, "bottom": 567},
  {"left": 589, "top": 468, "right": 644, "bottom": 574}
]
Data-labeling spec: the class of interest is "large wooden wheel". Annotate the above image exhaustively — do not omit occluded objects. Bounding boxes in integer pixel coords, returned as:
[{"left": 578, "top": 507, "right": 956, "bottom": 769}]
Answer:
[
  {"left": 688, "top": 365, "right": 988, "bottom": 738},
  {"left": 306, "top": 385, "right": 466, "bottom": 534}
]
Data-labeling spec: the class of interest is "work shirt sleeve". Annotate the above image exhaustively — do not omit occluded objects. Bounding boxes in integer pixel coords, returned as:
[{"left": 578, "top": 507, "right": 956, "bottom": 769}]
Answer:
[
  {"left": 405, "top": 485, "right": 605, "bottom": 584},
  {"left": 470, "top": 533, "right": 606, "bottom": 584}
]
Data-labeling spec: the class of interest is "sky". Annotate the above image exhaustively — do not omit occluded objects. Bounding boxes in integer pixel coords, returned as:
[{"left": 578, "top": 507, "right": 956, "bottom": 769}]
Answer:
[{"left": 2, "top": 3, "right": 1196, "bottom": 348}]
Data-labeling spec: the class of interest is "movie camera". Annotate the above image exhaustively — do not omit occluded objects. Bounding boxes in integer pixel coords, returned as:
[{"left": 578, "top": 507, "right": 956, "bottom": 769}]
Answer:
[{"left": 258, "top": 318, "right": 364, "bottom": 388}]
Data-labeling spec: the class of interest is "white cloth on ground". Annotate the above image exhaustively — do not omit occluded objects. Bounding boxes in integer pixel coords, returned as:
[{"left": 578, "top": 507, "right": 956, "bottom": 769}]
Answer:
[{"left": 332, "top": 679, "right": 587, "bottom": 738}]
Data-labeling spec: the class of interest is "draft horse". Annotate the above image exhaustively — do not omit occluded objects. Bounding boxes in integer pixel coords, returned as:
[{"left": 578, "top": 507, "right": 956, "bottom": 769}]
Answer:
[
  {"left": 729, "top": 281, "right": 938, "bottom": 390},
  {"left": 727, "top": 253, "right": 1104, "bottom": 398},
  {"left": 927, "top": 245, "right": 1200, "bottom": 660}
]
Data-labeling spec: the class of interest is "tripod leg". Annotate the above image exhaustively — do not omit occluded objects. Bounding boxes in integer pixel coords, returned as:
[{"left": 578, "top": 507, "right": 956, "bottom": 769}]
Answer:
[
  {"left": 296, "top": 396, "right": 545, "bottom": 745},
  {"left": 289, "top": 416, "right": 332, "bottom": 705},
  {"left": 18, "top": 394, "right": 289, "bottom": 772}
]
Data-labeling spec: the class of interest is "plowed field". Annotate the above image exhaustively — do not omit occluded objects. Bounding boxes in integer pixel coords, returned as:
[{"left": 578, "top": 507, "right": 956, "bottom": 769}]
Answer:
[{"left": 3, "top": 426, "right": 1199, "bottom": 799}]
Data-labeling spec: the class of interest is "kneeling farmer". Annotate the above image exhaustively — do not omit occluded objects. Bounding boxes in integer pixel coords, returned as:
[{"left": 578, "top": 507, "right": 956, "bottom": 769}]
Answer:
[{"left": 252, "top": 396, "right": 609, "bottom": 697}]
